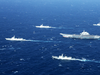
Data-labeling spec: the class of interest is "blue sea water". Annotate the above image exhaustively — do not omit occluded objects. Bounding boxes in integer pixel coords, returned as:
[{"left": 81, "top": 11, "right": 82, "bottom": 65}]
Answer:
[{"left": 0, "top": 0, "right": 100, "bottom": 75}]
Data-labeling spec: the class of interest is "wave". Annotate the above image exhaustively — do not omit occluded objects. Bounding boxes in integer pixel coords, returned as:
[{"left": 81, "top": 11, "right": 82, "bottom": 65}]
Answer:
[{"left": 52, "top": 54, "right": 100, "bottom": 63}]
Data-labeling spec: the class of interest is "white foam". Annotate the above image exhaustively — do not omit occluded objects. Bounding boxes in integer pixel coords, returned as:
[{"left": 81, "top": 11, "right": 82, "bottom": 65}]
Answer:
[
  {"left": 59, "top": 64, "right": 62, "bottom": 66},
  {"left": 20, "top": 58, "right": 25, "bottom": 61},
  {"left": 69, "top": 46, "right": 73, "bottom": 49},
  {"left": 13, "top": 71, "right": 18, "bottom": 74}
]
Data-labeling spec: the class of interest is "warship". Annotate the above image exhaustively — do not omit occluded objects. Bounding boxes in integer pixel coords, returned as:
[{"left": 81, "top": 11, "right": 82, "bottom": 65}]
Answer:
[
  {"left": 60, "top": 31, "right": 100, "bottom": 39},
  {"left": 52, "top": 54, "right": 86, "bottom": 61},
  {"left": 5, "top": 36, "right": 26, "bottom": 41},
  {"left": 36, "top": 24, "right": 52, "bottom": 28}
]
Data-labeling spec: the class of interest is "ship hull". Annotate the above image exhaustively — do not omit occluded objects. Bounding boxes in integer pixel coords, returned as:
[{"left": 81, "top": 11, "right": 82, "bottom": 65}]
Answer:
[
  {"left": 5, "top": 38, "right": 26, "bottom": 41},
  {"left": 36, "top": 26, "right": 52, "bottom": 28}
]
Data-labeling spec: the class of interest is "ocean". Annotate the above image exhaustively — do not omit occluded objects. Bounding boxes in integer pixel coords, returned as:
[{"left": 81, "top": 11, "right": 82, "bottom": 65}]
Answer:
[{"left": 0, "top": 0, "right": 100, "bottom": 75}]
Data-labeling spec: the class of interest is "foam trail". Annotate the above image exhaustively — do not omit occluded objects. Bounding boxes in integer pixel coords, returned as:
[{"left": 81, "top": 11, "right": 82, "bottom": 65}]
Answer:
[
  {"left": 28, "top": 40, "right": 62, "bottom": 43},
  {"left": 56, "top": 27, "right": 67, "bottom": 29},
  {"left": 55, "top": 27, "right": 73, "bottom": 29},
  {"left": 52, "top": 54, "right": 100, "bottom": 63},
  {"left": 79, "top": 59, "right": 100, "bottom": 63}
]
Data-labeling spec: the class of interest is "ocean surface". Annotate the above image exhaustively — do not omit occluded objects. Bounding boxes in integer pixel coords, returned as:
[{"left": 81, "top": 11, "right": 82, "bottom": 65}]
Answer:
[{"left": 0, "top": 0, "right": 100, "bottom": 75}]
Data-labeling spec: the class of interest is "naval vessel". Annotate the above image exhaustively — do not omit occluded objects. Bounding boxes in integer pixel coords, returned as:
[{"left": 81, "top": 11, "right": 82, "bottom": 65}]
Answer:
[
  {"left": 60, "top": 31, "right": 100, "bottom": 39},
  {"left": 5, "top": 36, "right": 26, "bottom": 41},
  {"left": 36, "top": 24, "right": 52, "bottom": 28}
]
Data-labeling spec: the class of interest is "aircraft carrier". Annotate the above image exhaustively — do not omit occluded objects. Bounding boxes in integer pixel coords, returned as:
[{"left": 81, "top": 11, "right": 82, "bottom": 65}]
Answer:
[{"left": 60, "top": 31, "right": 100, "bottom": 39}]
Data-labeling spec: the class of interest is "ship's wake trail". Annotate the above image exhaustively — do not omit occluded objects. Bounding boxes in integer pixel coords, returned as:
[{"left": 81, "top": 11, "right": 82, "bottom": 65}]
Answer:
[
  {"left": 52, "top": 54, "right": 100, "bottom": 63},
  {"left": 49, "top": 27, "right": 70, "bottom": 29},
  {"left": 24, "top": 39, "right": 61, "bottom": 43},
  {"left": 56, "top": 27, "right": 67, "bottom": 29},
  {"left": 54, "top": 27, "right": 74, "bottom": 30}
]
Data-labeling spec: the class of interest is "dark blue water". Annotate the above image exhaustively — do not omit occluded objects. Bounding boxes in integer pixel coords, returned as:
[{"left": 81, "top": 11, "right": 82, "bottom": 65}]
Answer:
[{"left": 0, "top": 0, "right": 100, "bottom": 75}]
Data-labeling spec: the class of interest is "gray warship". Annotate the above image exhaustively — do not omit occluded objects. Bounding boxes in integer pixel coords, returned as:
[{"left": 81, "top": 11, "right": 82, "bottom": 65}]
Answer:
[{"left": 60, "top": 31, "right": 100, "bottom": 39}]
